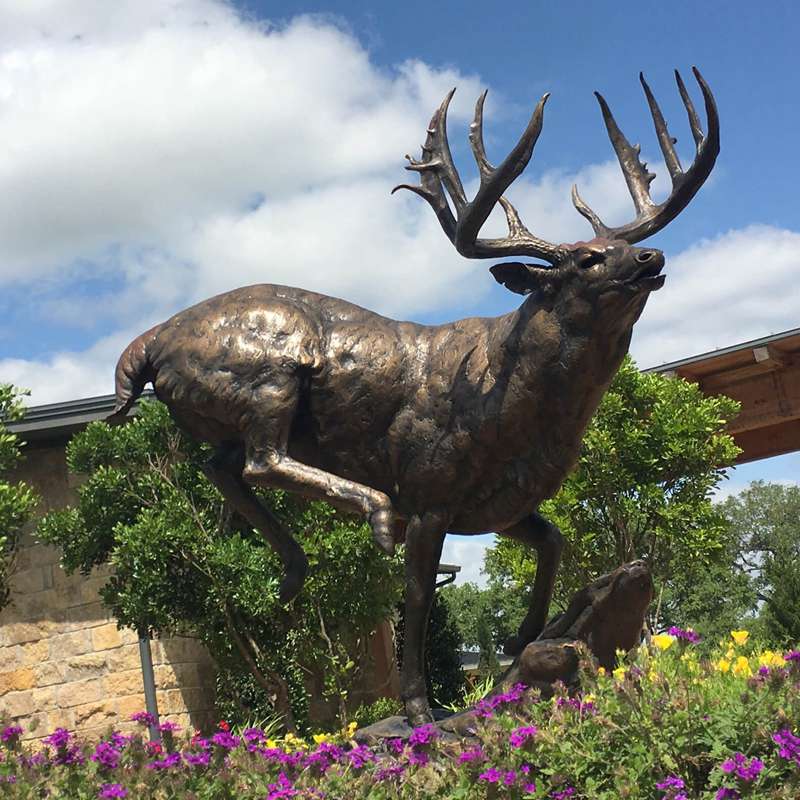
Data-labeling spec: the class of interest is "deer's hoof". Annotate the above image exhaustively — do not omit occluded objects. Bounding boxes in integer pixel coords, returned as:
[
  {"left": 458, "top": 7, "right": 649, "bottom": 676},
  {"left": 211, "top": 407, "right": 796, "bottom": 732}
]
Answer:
[{"left": 369, "top": 508, "right": 396, "bottom": 556}]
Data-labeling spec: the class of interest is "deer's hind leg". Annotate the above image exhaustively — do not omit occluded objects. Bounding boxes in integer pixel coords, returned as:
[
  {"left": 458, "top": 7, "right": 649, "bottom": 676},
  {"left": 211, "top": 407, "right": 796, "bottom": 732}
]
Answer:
[
  {"left": 498, "top": 511, "right": 564, "bottom": 656},
  {"left": 203, "top": 444, "right": 309, "bottom": 604},
  {"left": 240, "top": 374, "right": 397, "bottom": 556}
]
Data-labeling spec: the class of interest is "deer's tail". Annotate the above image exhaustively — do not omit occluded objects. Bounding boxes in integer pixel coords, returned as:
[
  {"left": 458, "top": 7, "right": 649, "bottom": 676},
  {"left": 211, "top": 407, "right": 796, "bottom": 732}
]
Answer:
[{"left": 107, "top": 326, "right": 159, "bottom": 422}]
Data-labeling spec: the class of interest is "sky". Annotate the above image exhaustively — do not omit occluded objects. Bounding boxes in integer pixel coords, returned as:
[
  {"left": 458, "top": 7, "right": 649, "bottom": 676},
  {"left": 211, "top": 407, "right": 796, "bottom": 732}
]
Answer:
[{"left": 0, "top": 0, "right": 798, "bottom": 583}]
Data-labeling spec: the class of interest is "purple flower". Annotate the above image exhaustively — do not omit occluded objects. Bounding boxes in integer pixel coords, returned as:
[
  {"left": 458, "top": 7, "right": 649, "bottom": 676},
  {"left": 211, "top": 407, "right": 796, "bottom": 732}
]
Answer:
[
  {"left": 211, "top": 730, "right": 241, "bottom": 750},
  {"left": 408, "top": 723, "right": 438, "bottom": 747},
  {"left": 523, "top": 782, "right": 537, "bottom": 794},
  {"left": 109, "top": 732, "right": 131, "bottom": 750},
  {"left": 668, "top": 626, "right": 701, "bottom": 643},
  {"left": 374, "top": 763, "right": 405, "bottom": 781},
  {"left": 408, "top": 749, "right": 429, "bottom": 767},
  {"left": 98, "top": 784, "right": 128, "bottom": 799},
  {"left": 509, "top": 725, "right": 538, "bottom": 748},
  {"left": 657, "top": 775, "right": 687, "bottom": 799},
  {"left": 147, "top": 751, "right": 182, "bottom": 770},
  {"left": 458, "top": 745, "right": 486, "bottom": 764},
  {"left": 158, "top": 721, "right": 180, "bottom": 733},
  {"left": 43, "top": 727, "right": 71, "bottom": 749},
  {"left": 479, "top": 767, "right": 502, "bottom": 783},
  {"left": 551, "top": 788, "right": 576, "bottom": 799},
  {"left": 266, "top": 772, "right": 298, "bottom": 800},
  {"left": 784, "top": 649, "right": 800, "bottom": 662},
  {"left": 184, "top": 750, "right": 211, "bottom": 767},
  {"left": 242, "top": 727, "right": 265, "bottom": 744},
  {"left": 720, "top": 752, "right": 763, "bottom": 782},
  {"left": 129, "top": 711, "right": 156, "bottom": 726},
  {"left": 0, "top": 726, "right": 23, "bottom": 744},
  {"left": 347, "top": 744, "right": 375, "bottom": 769},
  {"left": 773, "top": 728, "right": 800, "bottom": 764},
  {"left": 91, "top": 742, "right": 121, "bottom": 770},
  {"left": 503, "top": 770, "right": 518, "bottom": 786},
  {"left": 715, "top": 789, "right": 740, "bottom": 800},
  {"left": 474, "top": 683, "right": 528, "bottom": 718}
]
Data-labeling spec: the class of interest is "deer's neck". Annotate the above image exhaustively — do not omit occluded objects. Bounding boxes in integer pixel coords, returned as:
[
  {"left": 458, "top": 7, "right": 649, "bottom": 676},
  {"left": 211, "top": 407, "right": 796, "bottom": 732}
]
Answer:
[{"left": 486, "top": 294, "right": 640, "bottom": 446}]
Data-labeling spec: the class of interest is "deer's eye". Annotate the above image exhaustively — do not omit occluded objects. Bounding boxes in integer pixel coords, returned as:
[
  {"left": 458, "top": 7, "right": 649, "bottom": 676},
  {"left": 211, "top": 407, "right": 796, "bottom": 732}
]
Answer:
[{"left": 579, "top": 252, "right": 605, "bottom": 269}]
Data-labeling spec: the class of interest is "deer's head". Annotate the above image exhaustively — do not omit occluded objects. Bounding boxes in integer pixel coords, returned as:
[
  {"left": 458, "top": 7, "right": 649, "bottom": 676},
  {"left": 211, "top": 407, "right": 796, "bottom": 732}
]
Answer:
[{"left": 394, "top": 68, "right": 718, "bottom": 329}]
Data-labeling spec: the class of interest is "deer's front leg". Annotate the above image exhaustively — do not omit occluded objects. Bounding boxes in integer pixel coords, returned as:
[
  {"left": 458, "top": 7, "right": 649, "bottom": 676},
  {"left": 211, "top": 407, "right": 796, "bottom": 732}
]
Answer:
[
  {"left": 400, "top": 512, "right": 447, "bottom": 727},
  {"left": 498, "top": 511, "right": 564, "bottom": 656}
]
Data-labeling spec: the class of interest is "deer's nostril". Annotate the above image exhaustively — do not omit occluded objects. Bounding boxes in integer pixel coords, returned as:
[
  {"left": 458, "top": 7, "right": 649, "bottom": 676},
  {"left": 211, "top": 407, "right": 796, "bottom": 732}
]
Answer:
[{"left": 636, "top": 250, "right": 655, "bottom": 263}]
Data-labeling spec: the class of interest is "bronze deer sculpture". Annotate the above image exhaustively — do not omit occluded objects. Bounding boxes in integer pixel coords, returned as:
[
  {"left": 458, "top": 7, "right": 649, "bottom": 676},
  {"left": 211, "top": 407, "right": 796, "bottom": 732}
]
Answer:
[{"left": 110, "top": 68, "right": 718, "bottom": 725}]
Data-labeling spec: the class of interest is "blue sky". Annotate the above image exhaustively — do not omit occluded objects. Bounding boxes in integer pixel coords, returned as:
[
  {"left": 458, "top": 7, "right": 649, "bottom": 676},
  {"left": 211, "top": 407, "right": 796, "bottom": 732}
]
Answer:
[{"left": 0, "top": 1, "right": 798, "bottom": 582}]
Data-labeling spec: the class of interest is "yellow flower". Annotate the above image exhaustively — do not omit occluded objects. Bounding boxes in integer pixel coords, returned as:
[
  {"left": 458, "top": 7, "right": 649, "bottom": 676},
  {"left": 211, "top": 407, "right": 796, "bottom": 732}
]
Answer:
[
  {"left": 583, "top": 693, "right": 596, "bottom": 704},
  {"left": 652, "top": 634, "right": 675, "bottom": 652},
  {"left": 647, "top": 669, "right": 657, "bottom": 682},
  {"left": 346, "top": 721, "right": 358, "bottom": 737},
  {"left": 730, "top": 630, "right": 749, "bottom": 646},
  {"left": 613, "top": 666, "right": 627, "bottom": 681},
  {"left": 597, "top": 667, "right": 606, "bottom": 677},
  {"left": 266, "top": 739, "right": 277, "bottom": 749},
  {"left": 716, "top": 658, "right": 731, "bottom": 673},
  {"left": 284, "top": 732, "right": 308, "bottom": 750},
  {"left": 312, "top": 733, "right": 330, "bottom": 745},
  {"left": 758, "top": 650, "right": 784, "bottom": 668},
  {"left": 732, "top": 656, "right": 752, "bottom": 677}
]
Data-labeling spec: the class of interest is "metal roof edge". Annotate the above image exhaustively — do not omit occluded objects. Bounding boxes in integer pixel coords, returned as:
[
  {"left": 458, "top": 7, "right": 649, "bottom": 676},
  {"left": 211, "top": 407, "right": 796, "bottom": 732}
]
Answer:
[{"left": 642, "top": 326, "right": 800, "bottom": 374}]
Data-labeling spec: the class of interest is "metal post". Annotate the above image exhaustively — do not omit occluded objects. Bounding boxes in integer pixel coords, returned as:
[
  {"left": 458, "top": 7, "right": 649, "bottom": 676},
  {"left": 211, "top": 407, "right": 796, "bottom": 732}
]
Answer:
[{"left": 138, "top": 631, "right": 161, "bottom": 742}]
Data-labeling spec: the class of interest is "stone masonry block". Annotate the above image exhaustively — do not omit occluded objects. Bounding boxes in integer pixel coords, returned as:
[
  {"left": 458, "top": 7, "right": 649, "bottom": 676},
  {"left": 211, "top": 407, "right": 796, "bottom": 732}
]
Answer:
[
  {"left": 32, "top": 686, "right": 57, "bottom": 712},
  {"left": 105, "top": 669, "right": 144, "bottom": 697},
  {"left": 4, "top": 690, "right": 34, "bottom": 718},
  {"left": 18, "top": 639, "right": 50, "bottom": 666},
  {"left": 115, "top": 693, "right": 149, "bottom": 720},
  {"left": 0, "top": 621, "right": 58, "bottom": 647},
  {"left": 66, "top": 602, "right": 110, "bottom": 629},
  {"left": 57, "top": 678, "right": 104, "bottom": 709},
  {"left": 106, "top": 644, "right": 142, "bottom": 672},
  {"left": 50, "top": 630, "right": 92, "bottom": 659},
  {"left": 9, "top": 567, "right": 46, "bottom": 595},
  {"left": 0, "top": 667, "right": 35, "bottom": 695},
  {"left": 154, "top": 662, "right": 201, "bottom": 690},
  {"left": 64, "top": 652, "right": 108, "bottom": 681},
  {"left": 45, "top": 709, "right": 75, "bottom": 734},
  {"left": 34, "top": 661, "right": 65, "bottom": 687},
  {"left": 91, "top": 623, "right": 122, "bottom": 651},
  {"left": 73, "top": 700, "right": 115, "bottom": 729}
]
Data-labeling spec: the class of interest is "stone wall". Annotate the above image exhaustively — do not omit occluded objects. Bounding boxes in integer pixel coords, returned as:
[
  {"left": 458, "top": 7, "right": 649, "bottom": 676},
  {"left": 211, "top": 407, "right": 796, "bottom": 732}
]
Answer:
[{"left": 0, "top": 442, "right": 217, "bottom": 741}]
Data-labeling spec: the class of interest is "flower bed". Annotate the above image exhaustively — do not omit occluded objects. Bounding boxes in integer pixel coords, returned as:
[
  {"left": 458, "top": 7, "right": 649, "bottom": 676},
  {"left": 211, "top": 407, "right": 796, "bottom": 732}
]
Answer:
[{"left": 1, "top": 632, "right": 798, "bottom": 798}]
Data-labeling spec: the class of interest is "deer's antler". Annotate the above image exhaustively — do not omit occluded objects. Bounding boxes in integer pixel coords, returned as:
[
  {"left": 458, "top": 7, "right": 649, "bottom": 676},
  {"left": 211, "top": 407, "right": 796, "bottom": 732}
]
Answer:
[
  {"left": 572, "top": 67, "right": 719, "bottom": 243},
  {"left": 393, "top": 89, "right": 568, "bottom": 266}
]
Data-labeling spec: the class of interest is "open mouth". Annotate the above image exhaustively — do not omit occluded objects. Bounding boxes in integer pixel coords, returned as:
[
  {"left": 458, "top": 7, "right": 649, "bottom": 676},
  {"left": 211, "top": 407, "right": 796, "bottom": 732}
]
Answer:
[{"left": 629, "top": 253, "right": 666, "bottom": 291}]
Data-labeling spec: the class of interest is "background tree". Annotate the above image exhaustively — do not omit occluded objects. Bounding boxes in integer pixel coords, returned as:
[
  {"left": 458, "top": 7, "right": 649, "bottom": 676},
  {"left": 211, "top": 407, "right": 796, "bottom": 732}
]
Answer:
[
  {"left": 439, "top": 579, "right": 526, "bottom": 671},
  {"left": 0, "top": 384, "right": 38, "bottom": 611},
  {"left": 486, "top": 356, "right": 741, "bottom": 625},
  {"left": 719, "top": 480, "right": 800, "bottom": 646},
  {"left": 394, "top": 593, "right": 465, "bottom": 709},
  {"left": 37, "top": 401, "right": 402, "bottom": 732}
]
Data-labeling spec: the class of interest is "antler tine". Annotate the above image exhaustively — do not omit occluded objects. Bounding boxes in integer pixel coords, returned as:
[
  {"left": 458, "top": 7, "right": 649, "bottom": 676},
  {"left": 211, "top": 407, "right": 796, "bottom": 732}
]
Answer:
[
  {"left": 459, "top": 92, "right": 566, "bottom": 263},
  {"left": 572, "top": 68, "right": 719, "bottom": 244},
  {"left": 675, "top": 69, "right": 704, "bottom": 147},
  {"left": 395, "top": 89, "right": 567, "bottom": 265},
  {"left": 392, "top": 89, "right": 465, "bottom": 245},
  {"left": 640, "top": 72, "right": 682, "bottom": 181}
]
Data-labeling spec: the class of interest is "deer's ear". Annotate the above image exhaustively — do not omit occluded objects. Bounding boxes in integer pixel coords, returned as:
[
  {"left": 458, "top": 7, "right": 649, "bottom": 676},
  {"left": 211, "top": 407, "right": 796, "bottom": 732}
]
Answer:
[{"left": 490, "top": 262, "right": 552, "bottom": 295}]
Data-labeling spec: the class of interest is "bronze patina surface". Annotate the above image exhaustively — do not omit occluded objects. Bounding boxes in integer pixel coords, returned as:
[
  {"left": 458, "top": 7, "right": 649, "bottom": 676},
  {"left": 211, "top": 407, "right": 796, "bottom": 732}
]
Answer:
[{"left": 110, "top": 69, "right": 718, "bottom": 726}]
